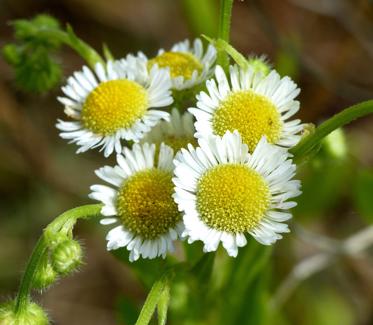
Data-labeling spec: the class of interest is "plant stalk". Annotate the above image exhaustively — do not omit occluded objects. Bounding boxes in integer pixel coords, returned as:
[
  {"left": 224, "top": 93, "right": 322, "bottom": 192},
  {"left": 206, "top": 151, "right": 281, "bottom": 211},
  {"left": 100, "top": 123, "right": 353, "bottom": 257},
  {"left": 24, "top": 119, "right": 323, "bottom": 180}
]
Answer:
[
  {"left": 217, "top": 0, "right": 234, "bottom": 68},
  {"left": 291, "top": 100, "right": 373, "bottom": 162},
  {"left": 13, "top": 204, "right": 102, "bottom": 314}
]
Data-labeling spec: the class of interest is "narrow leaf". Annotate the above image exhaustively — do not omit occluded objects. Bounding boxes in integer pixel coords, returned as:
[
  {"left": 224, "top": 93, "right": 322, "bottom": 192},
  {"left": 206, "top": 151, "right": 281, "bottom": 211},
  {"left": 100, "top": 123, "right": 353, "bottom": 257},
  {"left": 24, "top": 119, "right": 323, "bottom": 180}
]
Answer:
[
  {"left": 135, "top": 273, "right": 170, "bottom": 325},
  {"left": 157, "top": 282, "right": 170, "bottom": 325}
]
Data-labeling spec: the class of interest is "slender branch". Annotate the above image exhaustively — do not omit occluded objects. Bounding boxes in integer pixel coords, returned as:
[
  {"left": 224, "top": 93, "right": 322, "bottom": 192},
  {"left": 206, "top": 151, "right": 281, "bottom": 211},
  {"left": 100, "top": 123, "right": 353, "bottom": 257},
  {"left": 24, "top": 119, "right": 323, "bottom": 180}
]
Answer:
[
  {"left": 290, "top": 100, "right": 373, "bottom": 162},
  {"left": 13, "top": 204, "right": 102, "bottom": 314},
  {"left": 270, "top": 225, "right": 373, "bottom": 309}
]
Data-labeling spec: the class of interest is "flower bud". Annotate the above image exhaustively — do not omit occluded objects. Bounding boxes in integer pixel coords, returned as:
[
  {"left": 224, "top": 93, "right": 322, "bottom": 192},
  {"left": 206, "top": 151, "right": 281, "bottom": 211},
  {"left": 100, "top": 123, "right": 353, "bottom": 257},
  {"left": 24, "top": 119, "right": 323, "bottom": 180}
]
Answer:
[
  {"left": 247, "top": 55, "right": 271, "bottom": 76},
  {"left": 0, "top": 300, "right": 48, "bottom": 325},
  {"left": 51, "top": 239, "right": 83, "bottom": 276},
  {"left": 33, "top": 258, "right": 57, "bottom": 290}
]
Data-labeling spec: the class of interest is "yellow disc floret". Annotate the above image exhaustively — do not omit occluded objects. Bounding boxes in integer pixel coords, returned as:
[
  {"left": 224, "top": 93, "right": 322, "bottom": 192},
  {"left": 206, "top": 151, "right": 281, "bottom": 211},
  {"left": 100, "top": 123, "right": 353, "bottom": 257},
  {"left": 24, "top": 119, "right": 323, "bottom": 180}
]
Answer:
[
  {"left": 196, "top": 164, "right": 270, "bottom": 233},
  {"left": 116, "top": 169, "right": 181, "bottom": 239},
  {"left": 212, "top": 91, "right": 282, "bottom": 151},
  {"left": 81, "top": 79, "right": 148, "bottom": 135},
  {"left": 148, "top": 52, "right": 203, "bottom": 80}
]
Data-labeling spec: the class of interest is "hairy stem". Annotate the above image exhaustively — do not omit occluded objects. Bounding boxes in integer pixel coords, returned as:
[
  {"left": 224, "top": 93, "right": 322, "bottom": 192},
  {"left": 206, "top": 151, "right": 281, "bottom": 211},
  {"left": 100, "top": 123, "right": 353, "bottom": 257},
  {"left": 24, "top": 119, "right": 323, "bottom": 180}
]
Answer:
[
  {"left": 14, "top": 236, "right": 48, "bottom": 314},
  {"left": 26, "top": 26, "right": 104, "bottom": 69},
  {"left": 217, "top": 0, "right": 234, "bottom": 68},
  {"left": 14, "top": 204, "right": 102, "bottom": 314},
  {"left": 291, "top": 100, "right": 373, "bottom": 162}
]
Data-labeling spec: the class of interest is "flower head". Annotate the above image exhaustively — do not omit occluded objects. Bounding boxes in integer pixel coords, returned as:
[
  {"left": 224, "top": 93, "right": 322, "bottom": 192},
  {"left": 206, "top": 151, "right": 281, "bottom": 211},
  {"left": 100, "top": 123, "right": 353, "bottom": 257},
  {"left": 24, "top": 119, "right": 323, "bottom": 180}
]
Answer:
[
  {"left": 173, "top": 131, "right": 301, "bottom": 257},
  {"left": 146, "top": 38, "right": 216, "bottom": 90},
  {"left": 142, "top": 108, "right": 196, "bottom": 154},
  {"left": 90, "top": 143, "right": 183, "bottom": 261},
  {"left": 189, "top": 65, "right": 304, "bottom": 152},
  {"left": 56, "top": 58, "right": 173, "bottom": 157}
]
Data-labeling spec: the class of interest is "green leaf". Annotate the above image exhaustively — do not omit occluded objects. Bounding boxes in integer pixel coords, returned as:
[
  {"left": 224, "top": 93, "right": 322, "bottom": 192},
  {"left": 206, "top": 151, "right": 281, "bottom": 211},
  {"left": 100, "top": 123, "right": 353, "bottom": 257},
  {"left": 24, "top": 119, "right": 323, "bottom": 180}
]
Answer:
[
  {"left": 135, "top": 273, "right": 172, "bottom": 325},
  {"left": 157, "top": 283, "right": 170, "bottom": 325},
  {"left": 290, "top": 100, "right": 373, "bottom": 162},
  {"left": 353, "top": 168, "right": 373, "bottom": 223}
]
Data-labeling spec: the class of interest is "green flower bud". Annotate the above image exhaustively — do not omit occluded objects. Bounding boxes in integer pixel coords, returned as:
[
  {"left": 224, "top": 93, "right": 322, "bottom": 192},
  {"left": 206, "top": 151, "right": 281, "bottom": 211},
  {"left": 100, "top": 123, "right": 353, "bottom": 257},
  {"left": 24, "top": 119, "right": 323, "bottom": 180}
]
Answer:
[
  {"left": 2, "top": 44, "right": 21, "bottom": 65},
  {"left": 0, "top": 300, "right": 48, "bottom": 325},
  {"left": 51, "top": 239, "right": 83, "bottom": 276},
  {"left": 45, "top": 232, "right": 70, "bottom": 249},
  {"left": 13, "top": 15, "right": 61, "bottom": 49},
  {"left": 14, "top": 51, "right": 62, "bottom": 93},
  {"left": 247, "top": 55, "right": 271, "bottom": 76},
  {"left": 33, "top": 258, "right": 57, "bottom": 290}
]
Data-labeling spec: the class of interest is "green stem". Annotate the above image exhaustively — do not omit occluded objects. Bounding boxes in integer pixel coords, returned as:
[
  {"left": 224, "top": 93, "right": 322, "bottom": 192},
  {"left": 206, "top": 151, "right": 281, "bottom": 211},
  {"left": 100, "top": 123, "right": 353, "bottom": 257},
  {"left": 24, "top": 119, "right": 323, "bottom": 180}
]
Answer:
[
  {"left": 218, "top": 0, "right": 233, "bottom": 42},
  {"left": 28, "top": 26, "right": 104, "bottom": 69},
  {"left": 14, "top": 236, "right": 48, "bottom": 314},
  {"left": 14, "top": 204, "right": 102, "bottom": 314},
  {"left": 217, "top": 0, "right": 234, "bottom": 68},
  {"left": 291, "top": 100, "right": 373, "bottom": 162}
]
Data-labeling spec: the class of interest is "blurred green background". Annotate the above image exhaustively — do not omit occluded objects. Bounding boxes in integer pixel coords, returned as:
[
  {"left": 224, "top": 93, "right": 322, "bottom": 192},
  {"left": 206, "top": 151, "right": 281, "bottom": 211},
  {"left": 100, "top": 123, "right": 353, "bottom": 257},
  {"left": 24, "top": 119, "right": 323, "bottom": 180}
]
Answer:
[{"left": 0, "top": 0, "right": 372, "bottom": 324}]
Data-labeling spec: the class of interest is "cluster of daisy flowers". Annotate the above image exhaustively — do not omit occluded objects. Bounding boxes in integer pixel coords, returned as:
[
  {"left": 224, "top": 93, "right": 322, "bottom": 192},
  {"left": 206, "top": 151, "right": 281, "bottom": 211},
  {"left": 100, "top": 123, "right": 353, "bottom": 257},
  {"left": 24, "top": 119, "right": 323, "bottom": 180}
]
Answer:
[{"left": 56, "top": 38, "right": 303, "bottom": 261}]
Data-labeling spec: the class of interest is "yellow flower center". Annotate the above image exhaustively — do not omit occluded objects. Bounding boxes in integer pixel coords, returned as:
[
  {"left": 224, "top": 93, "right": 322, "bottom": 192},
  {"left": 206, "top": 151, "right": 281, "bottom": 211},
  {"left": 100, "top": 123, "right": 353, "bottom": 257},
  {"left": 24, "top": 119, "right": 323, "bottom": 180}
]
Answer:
[
  {"left": 116, "top": 168, "right": 181, "bottom": 239},
  {"left": 81, "top": 79, "right": 148, "bottom": 136},
  {"left": 148, "top": 52, "right": 203, "bottom": 80},
  {"left": 212, "top": 91, "right": 282, "bottom": 151},
  {"left": 196, "top": 164, "right": 270, "bottom": 233}
]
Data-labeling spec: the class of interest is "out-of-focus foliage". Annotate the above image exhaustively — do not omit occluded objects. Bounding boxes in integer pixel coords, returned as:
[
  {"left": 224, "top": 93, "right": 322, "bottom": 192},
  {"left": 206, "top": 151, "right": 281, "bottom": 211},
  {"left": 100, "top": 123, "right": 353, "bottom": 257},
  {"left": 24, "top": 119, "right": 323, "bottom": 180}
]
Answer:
[
  {"left": 2, "top": 15, "right": 63, "bottom": 92},
  {"left": 353, "top": 168, "right": 373, "bottom": 223}
]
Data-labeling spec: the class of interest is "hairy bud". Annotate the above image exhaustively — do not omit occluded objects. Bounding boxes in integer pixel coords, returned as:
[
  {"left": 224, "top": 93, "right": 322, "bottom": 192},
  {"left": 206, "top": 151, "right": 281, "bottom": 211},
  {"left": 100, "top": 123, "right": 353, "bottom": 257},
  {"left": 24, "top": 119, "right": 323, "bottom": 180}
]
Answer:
[
  {"left": 51, "top": 239, "right": 83, "bottom": 276},
  {"left": 33, "top": 256, "right": 57, "bottom": 290},
  {"left": 247, "top": 55, "right": 271, "bottom": 76},
  {"left": 0, "top": 301, "right": 48, "bottom": 325}
]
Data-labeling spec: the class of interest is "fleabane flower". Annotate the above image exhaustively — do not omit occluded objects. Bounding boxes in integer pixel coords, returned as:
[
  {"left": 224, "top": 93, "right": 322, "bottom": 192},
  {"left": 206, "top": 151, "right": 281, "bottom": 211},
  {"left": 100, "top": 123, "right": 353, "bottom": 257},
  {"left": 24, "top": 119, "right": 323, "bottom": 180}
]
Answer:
[
  {"left": 142, "top": 108, "right": 197, "bottom": 153},
  {"left": 145, "top": 38, "right": 216, "bottom": 90},
  {"left": 189, "top": 65, "right": 304, "bottom": 152},
  {"left": 173, "top": 131, "right": 301, "bottom": 257},
  {"left": 56, "top": 59, "right": 173, "bottom": 157},
  {"left": 89, "top": 143, "right": 183, "bottom": 261}
]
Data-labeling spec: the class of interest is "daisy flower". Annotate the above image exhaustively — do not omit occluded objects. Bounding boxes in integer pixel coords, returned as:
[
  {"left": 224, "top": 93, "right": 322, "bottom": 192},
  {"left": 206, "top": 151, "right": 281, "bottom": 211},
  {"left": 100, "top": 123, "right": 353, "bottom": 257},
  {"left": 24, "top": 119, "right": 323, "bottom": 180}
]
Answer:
[
  {"left": 189, "top": 65, "right": 304, "bottom": 152},
  {"left": 146, "top": 38, "right": 216, "bottom": 90},
  {"left": 142, "top": 108, "right": 196, "bottom": 153},
  {"left": 56, "top": 58, "right": 173, "bottom": 157},
  {"left": 89, "top": 143, "right": 183, "bottom": 261},
  {"left": 173, "top": 131, "right": 301, "bottom": 257}
]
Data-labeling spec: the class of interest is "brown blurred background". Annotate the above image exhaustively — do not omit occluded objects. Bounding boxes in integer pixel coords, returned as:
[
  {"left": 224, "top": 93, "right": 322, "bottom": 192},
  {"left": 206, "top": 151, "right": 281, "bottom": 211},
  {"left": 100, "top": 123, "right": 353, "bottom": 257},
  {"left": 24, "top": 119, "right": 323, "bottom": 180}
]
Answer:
[{"left": 0, "top": 0, "right": 372, "bottom": 324}]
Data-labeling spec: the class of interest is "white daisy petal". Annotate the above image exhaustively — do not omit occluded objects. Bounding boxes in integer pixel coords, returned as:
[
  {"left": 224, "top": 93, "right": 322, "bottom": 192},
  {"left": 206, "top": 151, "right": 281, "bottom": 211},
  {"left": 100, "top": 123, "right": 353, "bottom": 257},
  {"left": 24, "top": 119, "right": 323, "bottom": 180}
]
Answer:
[
  {"left": 190, "top": 64, "right": 303, "bottom": 151},
  {"left": 56, "top": 57, "right": 173, "bottom": 156},
  {"left": 89, "top": 143, "right": 182, "bottom": 261},
  {"left": 173, "top": 131, "right": 300, "bottom": 256}
]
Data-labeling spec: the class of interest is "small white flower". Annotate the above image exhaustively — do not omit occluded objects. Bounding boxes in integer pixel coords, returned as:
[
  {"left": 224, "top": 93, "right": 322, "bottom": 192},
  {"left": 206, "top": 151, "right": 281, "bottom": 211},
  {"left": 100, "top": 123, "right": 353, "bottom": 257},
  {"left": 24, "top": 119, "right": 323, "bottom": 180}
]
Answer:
[
  {"left": 145, "top": 38, "right": 216, "bottom": 90},
  {"left": 56, "top": 58, "right": 173, "bottom": 157},
  {"left": 189, "top": 65, "right": 304, "bottom": 152},
  {"left": 142, "top": 108, "right": 196, "bottom": 153},
  {"left": 90, "top": 143, "right": 183, "bottom": 262},
  {"left": 173, "top": 131, "right": 301, "bottom": 257}
]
